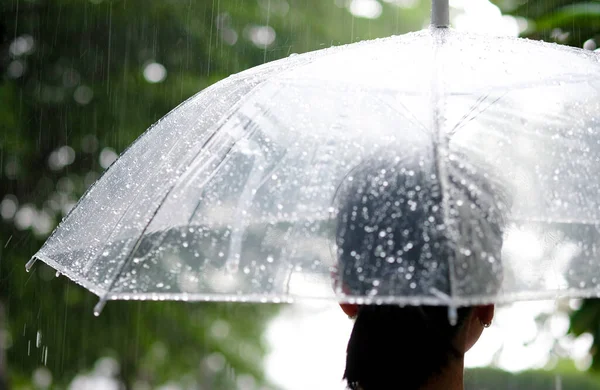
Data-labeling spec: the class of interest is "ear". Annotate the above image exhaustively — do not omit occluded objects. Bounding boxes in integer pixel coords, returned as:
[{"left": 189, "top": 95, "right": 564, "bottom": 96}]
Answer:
[
  {"left": 339, "top": 302, "right": 359, "bottom": 319},
  {"left": 463, "top": 304, "right": 495, "bottom": 353},
  {"left": 331, "top": 268, "right": 359, "bottom": 319},
  {"left": 475, "top": 304, "right": 494, "bottom": 327}
]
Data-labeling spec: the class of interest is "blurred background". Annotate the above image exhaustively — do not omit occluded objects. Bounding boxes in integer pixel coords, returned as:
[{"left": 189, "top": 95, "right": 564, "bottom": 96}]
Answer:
[{"left": 3, "top": 0, "right": 600, "bottom": 389}]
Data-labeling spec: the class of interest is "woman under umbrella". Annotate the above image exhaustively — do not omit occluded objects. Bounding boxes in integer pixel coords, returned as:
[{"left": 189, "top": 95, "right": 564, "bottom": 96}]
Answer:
[{"left": 333, "top": 151, "right": 511, "bottom": 390}]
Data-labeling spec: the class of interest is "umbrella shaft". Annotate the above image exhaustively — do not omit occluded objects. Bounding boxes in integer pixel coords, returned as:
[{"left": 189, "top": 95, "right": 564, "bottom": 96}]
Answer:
[{"left": 431, "top": 0, "right": 449, "bottom": 27}]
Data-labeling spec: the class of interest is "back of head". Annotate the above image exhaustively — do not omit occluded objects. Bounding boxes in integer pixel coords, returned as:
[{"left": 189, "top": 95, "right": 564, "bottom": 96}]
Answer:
[{"left": 334, "top": 150, "right": 509, "bottom": 390}]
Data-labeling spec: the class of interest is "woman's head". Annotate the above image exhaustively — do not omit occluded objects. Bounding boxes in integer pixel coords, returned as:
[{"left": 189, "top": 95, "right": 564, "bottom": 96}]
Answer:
[{"left": 333, "top": 151, "right": 509, "bottom": 390}]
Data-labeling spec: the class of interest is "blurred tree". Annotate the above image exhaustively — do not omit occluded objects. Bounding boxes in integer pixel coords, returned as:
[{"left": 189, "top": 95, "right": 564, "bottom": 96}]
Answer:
[
  {"left": 465, "top": 367, "right": 600, "bottom": 390},
  {"left": 495, "top": 0, "right": 600, "bottom": 48},
  {"left": 0, "top": 0, "right": 427, "bottom": 388}
]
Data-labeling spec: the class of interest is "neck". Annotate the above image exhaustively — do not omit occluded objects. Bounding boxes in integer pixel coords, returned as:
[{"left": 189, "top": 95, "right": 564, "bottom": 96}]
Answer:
[{"left": 419, "top": 358, "right": 464, "bottom": 390}]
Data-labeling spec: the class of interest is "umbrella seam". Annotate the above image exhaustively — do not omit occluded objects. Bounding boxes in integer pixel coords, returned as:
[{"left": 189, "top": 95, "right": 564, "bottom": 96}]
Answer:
[
  {"left": 93, "top": 63, "right": 317, "bottom": 313},
  {"left": 429, "top": 27, "right": 460, "bottom": 316}
]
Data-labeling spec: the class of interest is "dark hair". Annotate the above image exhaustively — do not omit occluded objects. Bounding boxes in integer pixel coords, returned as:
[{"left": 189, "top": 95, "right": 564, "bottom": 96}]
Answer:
[{"left": 334, "top": 150, "right": 509, "bottom": 390}]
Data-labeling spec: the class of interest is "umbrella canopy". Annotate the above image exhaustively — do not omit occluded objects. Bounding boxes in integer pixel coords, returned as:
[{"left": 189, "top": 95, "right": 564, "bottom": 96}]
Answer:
[{"left": 27, "top": 22, "right": 600, "bottom": 314}]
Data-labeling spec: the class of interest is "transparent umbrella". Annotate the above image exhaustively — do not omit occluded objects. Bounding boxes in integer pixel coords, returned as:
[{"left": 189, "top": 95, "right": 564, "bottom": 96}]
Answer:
[{"left": 27, "top": 0, "right": 600, "bottom": 315}]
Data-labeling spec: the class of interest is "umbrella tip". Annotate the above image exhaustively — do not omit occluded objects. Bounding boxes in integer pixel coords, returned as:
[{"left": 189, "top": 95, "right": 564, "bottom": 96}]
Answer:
[
  {"left": 93, "top": 298, "right": 107, "bottom": 316},
  {"left": 431, "top": 0, "right": 450, "bottom": 28},
  {"left": 25, "top": 257, "right": 37, "bottom": 272},
  {"left": 447, "top": 305, "right": 458, "bottom": 326}
]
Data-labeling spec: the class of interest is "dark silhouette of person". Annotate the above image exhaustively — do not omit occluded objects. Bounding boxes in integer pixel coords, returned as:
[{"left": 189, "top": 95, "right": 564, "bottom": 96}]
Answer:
[{"left": 332, "top": 150, "right": 510, "bottom": 390}]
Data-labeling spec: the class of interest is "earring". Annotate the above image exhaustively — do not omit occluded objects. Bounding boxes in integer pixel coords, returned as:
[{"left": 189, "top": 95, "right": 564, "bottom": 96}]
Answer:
[{"left": 480, "top": 319, "right": 491, "bottom": 328}]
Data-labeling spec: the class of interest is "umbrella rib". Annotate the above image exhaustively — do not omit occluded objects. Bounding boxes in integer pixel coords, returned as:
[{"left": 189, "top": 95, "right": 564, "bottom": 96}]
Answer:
[
  {"left": 92, "top": 122, "right": 227, "bottom": 315},
  {"left": 373, "top": 95, "right": 430, "bottom": 135},
  {"left": 28, "top": 83, "right": 228, "bottom": 273},
  {"left": 453, "top": 92, "right": 490, "bottom": 130},
  {"left": 134, "top": 130, "right": 244, "bottom": 273},
  {"left": 92, "top": 81, "right": 276, "bottom": 315},
  {"left": 283, "top": 143, "right": 323, "bottom": 295},
  {"left": 80, "top": 81, "right": 255, "bottom": 279},
  {"left": 448, "top": 71, "right": 594, "bottom": 136},
  {"left": 430, "top": 28, "right": 461, "bottom": 321},
  {"left": 186, "top": 102, "right": 288, "bottom": 225},
  {"left": 450, "top": 92, "right": 507, "bottom": 135},
  {"left": 186, "top": 114, "right": 260, "bottom": 225}
]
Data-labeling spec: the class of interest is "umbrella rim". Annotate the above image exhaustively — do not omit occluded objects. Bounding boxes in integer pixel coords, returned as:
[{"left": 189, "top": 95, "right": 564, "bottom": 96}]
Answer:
[
  {"left": 96, "top": 289, "right": 596, "bottom": 307},
  {"left": 30, "top": 252, "right": 600, "bottom": 310},
  {"left": 30, "top": 254, "right": 107, "bottom": 298}
]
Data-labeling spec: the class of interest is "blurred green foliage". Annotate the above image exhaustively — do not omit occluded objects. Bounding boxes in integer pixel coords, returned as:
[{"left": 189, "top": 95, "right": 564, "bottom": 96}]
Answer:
[
  {"left": 466, "top": 367, "right": 600, "bottom": 390},
  {"left": 0, "top": 0, "right": 427, "bottom": 388},
  {"left": 496, "top": 0, "right": 600, "bottom": 48}
]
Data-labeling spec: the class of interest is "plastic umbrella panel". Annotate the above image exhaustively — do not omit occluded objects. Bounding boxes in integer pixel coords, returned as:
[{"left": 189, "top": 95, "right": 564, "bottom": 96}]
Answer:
[{"left": 30, "top": 29, "right": 600, "bottom": 307}]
